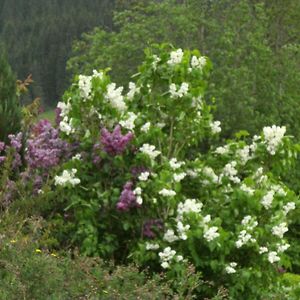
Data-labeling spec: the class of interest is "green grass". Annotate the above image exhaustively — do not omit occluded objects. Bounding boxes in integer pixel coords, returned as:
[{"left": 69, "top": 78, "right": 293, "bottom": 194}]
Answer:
[{"left": 38, "top": 110, "right": 55, "bottom": 124}]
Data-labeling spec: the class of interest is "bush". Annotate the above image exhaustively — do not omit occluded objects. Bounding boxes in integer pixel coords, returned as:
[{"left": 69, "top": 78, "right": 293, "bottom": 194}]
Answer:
[{"left": 1, "top": 44, "right": 299, "bottom": 298}]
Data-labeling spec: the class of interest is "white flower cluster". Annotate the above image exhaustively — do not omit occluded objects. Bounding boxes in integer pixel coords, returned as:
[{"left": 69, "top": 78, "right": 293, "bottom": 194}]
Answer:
[
  {"left": 221, "top": 161, "right": 240, "bottom": 184},
  {"left": 277, "top": 242, "right": 290, "bottom": 253},
  {"left": 138, "top": 171, "right": 150, "bottom": 181},
  {"left": 240, "top": 183, "right": 255, "bottom": 196},
  {"left": 78, "top": 75, "right": 92, "bottom": 100},
  {"left": 263, "top": 125, "right": 286, "bottom": 155},
  {"left": 177, "top": 221, "right": 190, "bottom": 240},
  {"left": 225, "top": 262, "right": 237, "bottom": 274},
  {"left": 272, "top": 222, "right": 288, "bottom": 238},
  {"left": 54, "top": 169, "right": 80, "bottom": 187},
  {"left": 164, "top": 229, "right": 179, "bottom": 243},
  {"left": 191, "top": 55, "right": 206, "bottom": 70},
  {"left": 105, "top": 83, "right": 126, "bottom": 112},
  {"left": 159, "top": 188, "right": 176, "bottom": 197},
  {"left": 215, "top": 145, "right": 230, "bottom": 155},
  {"left": 59, "top": 116, "right": 75, "bottom": 135},
  {"left": 202, "top": 166, "right": 219, "bottom": 184},
  {"left": 127, "top": 82, "right": 140, "bottom": 101},
  {"left": 174, "top": 172, "right": 186, "bottom": 182},
  {"left": 140, "top": 122, "right": 151, "bottom": 133},
  {"left": 169, "top": 83, "right": 189, "bottom": 99},
  {"left": 145, "top": 242, "right": 160, "bottom": 250},
  {"left": 236, "top": 216, "right": 257, "bottom": 248},
  {"left": 261, "top": 185, "right": 286, "bottom": 210},
  {"left": 268, "top": 251, "right": 280, "bottom": 263},
  {"left": 57, "top": 100, "right": 71, "bottom": 118},
  {"left": 170, "top": 158, "right": 185, "bottom": 170},
  {"left": 140, "top": 144, "right": 161, "bottom": 160},
  {"left": 72, "top": 154, "right": 82, "bottom": 161},
  {"left": 177, "top": 199, "right": 203, "bottom": 216},
  {"left": 167, "top": 49, "right": 183, "bottom": 65},
  {"left": 236, "top": 230, "right": 256, "bottom": 248},
  {"left": 120, "top": 112, "right": 138, "bottom": 131},
  {"left": 203, "top": 226, "right": 219, "bottom": 242},
  {"left": 210, "top": 120, "right": 221, "bottom": 134},
  {"left": 283, "top": 202, "right": 296, "bottom": 215},
  {"left": 159, "top": 247, "right": 176, "bottom": 269},
  {"left": 133, "top": 187, "right": 143, "bottom": 205},
  {"left": 237, "top": 145, "right": 251, "bottom": 165}
]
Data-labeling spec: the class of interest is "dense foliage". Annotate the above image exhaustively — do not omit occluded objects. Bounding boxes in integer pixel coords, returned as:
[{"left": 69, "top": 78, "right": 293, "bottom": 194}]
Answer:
[
  {"left": 0, "top": 49, "right": 22, "bottom": 142},
  {"left": 2, "top": 45, "right": 300, "bottom": 298},
  {"left": 68, "top": 0, "right": 300, "bottom": 138}
]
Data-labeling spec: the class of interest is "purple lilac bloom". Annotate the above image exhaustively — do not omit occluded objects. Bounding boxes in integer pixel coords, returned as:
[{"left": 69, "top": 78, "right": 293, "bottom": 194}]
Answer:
[
  {"left": 8, "top": 133, "right": 23, "bottom": 168},
  {"left": 143, "top": 219, "right": 164, "bottom": 239},
  {"left": 26, "top": 120, "right": 70, "bottom": 169},
  {"left": 101, "top": 125, "right": 133, "bottom": 156},
  {"left": 0, "top": 142, "right": 5, "bottom": 164},
  {"left": 116, "top": 181, "right": 140, "bottom": 211}
]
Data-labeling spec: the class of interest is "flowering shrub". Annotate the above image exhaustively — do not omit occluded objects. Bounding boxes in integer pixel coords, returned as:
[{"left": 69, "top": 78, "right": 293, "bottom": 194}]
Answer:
[{"left": 3, "top": 44, "right": 299, "bottom": 298}]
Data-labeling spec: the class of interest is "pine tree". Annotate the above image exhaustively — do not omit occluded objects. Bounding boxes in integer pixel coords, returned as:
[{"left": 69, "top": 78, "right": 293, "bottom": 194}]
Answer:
[{"left": 0, "top": 48, "right": 22, "bottom": 142}]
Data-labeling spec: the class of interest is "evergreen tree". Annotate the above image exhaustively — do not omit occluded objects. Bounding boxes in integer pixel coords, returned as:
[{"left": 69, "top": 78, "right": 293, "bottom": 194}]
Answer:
[{"left": 0, "top": 48, "right": 22, "bottom": 142}]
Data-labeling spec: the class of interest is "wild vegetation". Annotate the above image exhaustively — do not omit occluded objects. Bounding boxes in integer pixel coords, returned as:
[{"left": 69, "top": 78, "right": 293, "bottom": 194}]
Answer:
[{"left": 0, "top": 0, "right": 300, "bottom": 299}]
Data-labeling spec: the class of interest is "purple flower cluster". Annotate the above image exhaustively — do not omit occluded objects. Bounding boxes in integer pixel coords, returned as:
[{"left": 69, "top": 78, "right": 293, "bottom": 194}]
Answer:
[
  {"left": 0, "top": 141, "right": 5, "bottom": 163},
  {"left": 116, "top": 181, "right": 140, "bottom": 211},
  {"left": 101, "top": 125, "right": 133, "bottom": 156},
  {"left": 8, "top": 133, "right": 23, "bottom": 168},
  {"left": 26, "top": 120, "right": 70, "bottom": 169},
  {"left": 143, "top": 219, "right": 164, "bottom": 239}
]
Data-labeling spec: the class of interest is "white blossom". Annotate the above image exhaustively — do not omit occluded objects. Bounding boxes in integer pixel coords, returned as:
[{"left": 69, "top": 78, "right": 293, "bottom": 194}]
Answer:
[
  {"left": 259, "top": 246, "right": 268, "bottom": 254},
  {"left": 215, "top": 145, "right": 230, "bottom": 155},
  {"left": 169, "top": 82, "right": 189, "bottom": 99},
  {"left": 78, "top": 75, "right": 92, "bottom": 100},
  {"left": 236, "top": 230, "right": 255, "bottom": 248},
  {"left": 210, "top": 120, "right": 221, "bottom": 134},
  {"left": 283, "top": 202, "right": 296, "bottom": 215},
  {"left": 268, "top": 251, "right": 280, "bottom": 263},
  {"left": 127, "top": 82, "right": 140, "bottom": 100},
  {"left": 159, "top": 189, "right": 176, "bottom": 197},
  {"left": 163, "top": 229, "right": 179, "bottom": 243},
  {"left": 169, "top": 158, "right": 185, "bottom": 170},
  {"left": 59, "top": 116, "right": 75, "bottom": 135},
  {"left": 54, "top": 169, "right": 80, "bottom": 187},
  {"left": 204, "top": 226, "right": 219, "bottom": 242},
  {"left": 240, "top": 184, "right": 255, "bottom": 196},
  {"left": 263, "top": 125, "right": 286, "bottom": 155},
  {"left": 237, "top": 146, "right": 251, "bottom": 164},
  {"left": 225, "top": 262, "right": 237, "bottom": 274},
  {"left": 222, "top": 161, "right": 240, "bottom": 184},
  {"left": 105, "top": 83, "right": 126, "bottom": 112},
  {"left": 176, "top": 255, "right": 184, "bottom": 262},
  {"left": 152, "top": 55, "right": 161, "bottom": 69},
  {"left": 145, "top": 242, "right": 160, "bottom": 250},
  {"left": 177, "top": 221, "right": 190, "bottom": 240},
  {"left": 57, "top": 100, "right": 71, "bottom": 118},
  {"left": 72, "top": 154, "right": 82, "bottom": 161},
  {"left": 167, "top": 49, "right": 184, "bottom": 65},
  {"left": 261, "top": 191, "right": 275, "bottom": 209},
  {"left": 202, "top": 167, "right": 219, "bottom": 184},
  {"left": 191, "top": 55, "right": 206, "bottom": 70},
  {"left": 203, "top": 215, "right": 211, "bottom": 224},
  {"left": 272, "top": 222, "right": 288, "bottom": 238},
  {"left": 277, "top": 242, "right": 290, "bottom": 253},
  {"left": 140, "top": 144, "right": 161, "bottom": 160},
  {"left": 138, "top": 171, "right": 150, "bottom": 181},
  {"left": 177, "top": 199, "right": 203, "bottom": 216},
  {"left": 141, "top": 122, "right": 151, "bottom": 133},
  {"left": 120, "top": 112, "right": 138, "bottom": 131},
  {"left": 174, "top": 172, "right": 187, "bottom": 182}
]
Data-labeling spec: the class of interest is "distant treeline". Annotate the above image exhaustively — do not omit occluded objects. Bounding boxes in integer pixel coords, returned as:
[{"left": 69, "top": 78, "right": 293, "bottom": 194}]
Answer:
[{"left": 0, "top": 0, "right": 115, "bottom": 107}]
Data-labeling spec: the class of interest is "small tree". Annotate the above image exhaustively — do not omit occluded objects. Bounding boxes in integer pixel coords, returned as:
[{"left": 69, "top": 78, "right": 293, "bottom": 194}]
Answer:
[{"left": 0, "top": 48, "right": 22, "bottom": 142}]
